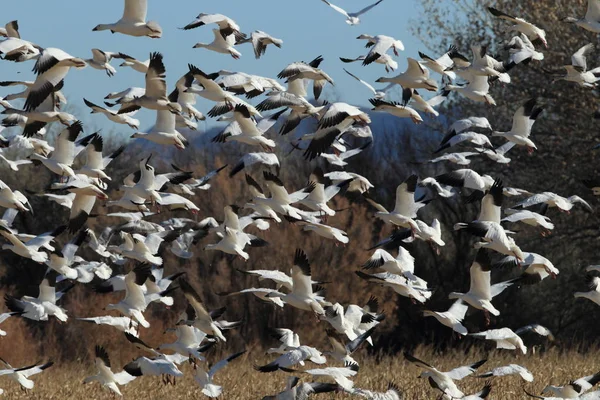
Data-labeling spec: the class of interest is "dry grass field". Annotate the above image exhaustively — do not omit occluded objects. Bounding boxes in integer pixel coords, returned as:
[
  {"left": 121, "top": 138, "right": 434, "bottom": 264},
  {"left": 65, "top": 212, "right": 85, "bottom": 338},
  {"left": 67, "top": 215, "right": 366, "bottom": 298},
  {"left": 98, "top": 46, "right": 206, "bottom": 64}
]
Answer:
[{"left": 3, "top": 345, "right": 600, "bottom": 399}]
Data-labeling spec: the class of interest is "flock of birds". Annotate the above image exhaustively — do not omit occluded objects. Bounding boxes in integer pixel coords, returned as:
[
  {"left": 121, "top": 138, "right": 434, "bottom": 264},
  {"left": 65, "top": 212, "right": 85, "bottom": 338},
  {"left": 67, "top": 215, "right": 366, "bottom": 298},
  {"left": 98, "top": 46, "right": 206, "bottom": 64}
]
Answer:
[{"left": 0, "top": 0, "right": 599, "bottom": 398}]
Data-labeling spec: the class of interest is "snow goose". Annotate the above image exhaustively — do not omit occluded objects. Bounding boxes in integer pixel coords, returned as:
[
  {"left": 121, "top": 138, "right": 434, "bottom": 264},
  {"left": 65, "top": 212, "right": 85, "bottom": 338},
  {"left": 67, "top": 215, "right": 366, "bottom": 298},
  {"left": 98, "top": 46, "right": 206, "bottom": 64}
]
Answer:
[
  {"left": 434, "top": 131, "right": 493, "bottom": 154},
  {"left": 365, "top": 175, "right": 427, "bottom": 231},
  {"left": 325, "top": 171, "right": 373, "bottom": 194},
  {"left": 454, "top": 221, "right": 524, "bottom": 260},
  {"left": 287, "top": 217, "right": 350, "bottom": 244},
  {"left": 305, "top": 362, "right": 359, "bottom": 392},
  {"left": 238, "top": 30, "right": 283, "bottom": 59},
  {"left": 131, "top": 110, "right": 188, "bottom": 149},
  {"left": 182, "top": 13, "right": 245, "bottom": 42},
  {"left": 186, "top": 64, "right": 245, "bottom": 111},
  {"left": 3, "top": 94, "right": 76, "bottom": 137},
  {"left": 24, "top": 48, "right": 86, "bottom": 112},
  {"left": 344, "top": 68, "right": 386, "bottom": 99},
  {"left": 404, "top": 352, "right": 487, "bottom": 399},
  {"left": 105, "top": 264, "right": 152, "bottom": 328},
  {"left": 0, "top": 311, "right": 21, "bottom": 336},
  {"left": 84, "top": 49, "right": 129, "bottom": 77},
  {"left": 168, "top": 71, "right": 205, "bottom": 122},
  {"left": 179, "top": 279, "right": 231, "bottom": 342},
  {"left": 277, "top": 55, "right": 334, "bottom": 100},
  {"left": 357, "top": 34, "right": 404, "bottom": 65},
  {"left": 320, "top": 140, "right": 371, "bottom": 167},
  {"left": 256, "top": 91, "right": 322, "bottom": 135},
  {"left": 45, "top": 229, "right": 86, "bottom": 279},
  {"left": 217, "top": 287, "right": 285, "bottom": 308},
  {"left": 216, "top": 70, "right": 285, "bottom": 99},
  {"left": 476, "top": 364, "right": 533, "bottom": 382},
  {"left": 436, "top": 169, "right": 494, "bottom": 192},
  {"left": 563, "top": 0, "right": 600, "bottom": 33},
  {"left": 93, "top": 0, "right": 162, "bottom": 38},
  {"left": 297, "top": 167, "right": 347, "bottom": 215},
  {"left": 0, "top": 359, "right": 53, "bottom": 390},
  {"left": 418, "top": 45, "right": 467, "bottom": 79},
  {"left": 470, "top": 328, "right": 527, "bottom": 354},
  {"left": 515, "top": 191, "right": 592, "bottom": 213},
  {"left": 496, "top": 252, "right": 558, "bottom": 285},
  {"left": 122, "top": 333, "right": 184, "bottom": 380},
  {"left": 192, "top": 28, "right": 241, "bottom": 59},
  {"left": 104, "top": 86, "right": 145, "bottom": 106},
  {"left": 352, "top": 382, "right": 403, "bottom": 400},
  {"left": 204, "top": 226, "right": 252, "bottom": 260},
  {"left": 413, "top": 219, "right": 445, "bottom": 248},
  {"left": 193, "top": 350, "right": 246, "bottom": 398},
  {"left": 121, "top": 233, "right": 163, "bottom": 265},
  {"left": 419, "top": 177, "right": 455, "bottom": 198},
  {"left": 541, "top": 372, "right": 600, "bottom": 398},
  {"left": 262, "top": 378, "right": 339, "bottom": 399},
  {"left": 323, "top": 328, "right": 375, "bottom": 365},
  {"left": 76, "top": 133, "right": 125, "bottom": 180},
  {"left": 448, "top": 249, "right": 515, "bottom": 319},
  {"left": 77, "top": 316, "right": 139, "bottom": 336},
  {"left": 321, "top": 0, "right": 385, "bottom": 25},
  {"left": 5, "top": 269, "right": 72, "bottom": 322},
  {"left": 551, "top": 43, "right": 600, "bottom": 87},
  {"left": 229, "top": 152, "right": 280, "bottom": 177},
  {"left": 0, "top": 37, "right": 40, "bottom": 63},
  {"left": 236, "top": 267, "right": 295, "bottom": 292},
  {"left": 402, "top": 88, "right": 447, "bottom": 117},
  {"left": 355, "top": 271, "right": 431, "bottom": 303},
  {"left": 369, "top": 98, "right": 422, "bottom": 124},
  {"left": 266, "top": 249, "right": 327, "bottom": 316},
  {"left": 0, "top": 179, "right": 31, "bottom": 213},
  {"left": 362, "top": 246, "right": 418, "bottom": 282},
  {"left": 376, "top": 58, "right": 437, "bottom": 91},
  {"left": 502, "top": 209, "right": 554, "bottom": 234},
  {"left": 118, "top": 52, "right": 181, "bottom": 114},
  {"left": 266, "top": 328, "right": 301, "bottom": 355},
  {"left": 248, "top": 171, "right": 315, "bottom": 220},
  {"left": 445, "top": 74, "right": 496, "bottom": 105},
  {"left": 461, "top": 383, "right": 493, "bottom": 400},
  {"left": 492, "top": 97, "right": 544, "bottom": 153},
  {"left": 0, "top": 20, "right": 19, "bottom": 38},
  {"left": 83, "top": 98, "right": 139, "bottom": 129},
  {"left": 0, "top": 224, "right": 64, "bottom": 263},
  {"left": 212, "top": 104, "right": 275, "bottom": 149},
  {"left": 469, "top": 179, "right": 503, "bottom": 224},
  {"left": 326, "top": 298, "right": 384, "bottom": 345},
  {"left": 29, "top": 121, "right": 82, "bottom": 178},
  {"left": 423, "top": 300, "right": 469, "bottom": 335},
  {"left": 506, "top": 34, "right": 544, "bottom": 65},
  {"left": 488, "top": 7, "right": 547, "bottom": 47},
  {"left": 255, "top": 345, "right": 326, "bottom": 373},
  {"left": 575, "top": 275, "right": 600, "bottom": 306},
  {"left": 460, "top": 45, "right": 514, "bottom": 83},
  {"left": 341, "top": 53, "right": 398, "bottom": 72},
  {"left": 84, "top": 345, "right": 136, "bottom": 396},
  {"left": 118, "top": 55, "right": 149, "bottom": 73},
  {"left": 429, "top": 151, "right": 478, "bottom": 165}
]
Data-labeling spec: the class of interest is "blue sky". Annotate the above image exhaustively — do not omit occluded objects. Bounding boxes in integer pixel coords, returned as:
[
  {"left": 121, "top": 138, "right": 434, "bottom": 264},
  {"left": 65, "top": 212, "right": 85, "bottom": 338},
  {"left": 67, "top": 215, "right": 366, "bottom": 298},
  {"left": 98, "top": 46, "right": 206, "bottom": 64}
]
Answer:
[{"left": 0, "top": 0, "right": 424, "bottom": 134}]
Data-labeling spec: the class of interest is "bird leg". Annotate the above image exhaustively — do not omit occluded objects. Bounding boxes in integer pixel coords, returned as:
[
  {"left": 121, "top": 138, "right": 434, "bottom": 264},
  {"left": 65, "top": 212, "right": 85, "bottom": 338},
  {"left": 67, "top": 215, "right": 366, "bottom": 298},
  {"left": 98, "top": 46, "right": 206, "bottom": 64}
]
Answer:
[
  {"left": 484, "top": 310, "right": 491, "bottom": 327},
  {"left": 527, "top": 147, "right": 535, "bottom": 155}
]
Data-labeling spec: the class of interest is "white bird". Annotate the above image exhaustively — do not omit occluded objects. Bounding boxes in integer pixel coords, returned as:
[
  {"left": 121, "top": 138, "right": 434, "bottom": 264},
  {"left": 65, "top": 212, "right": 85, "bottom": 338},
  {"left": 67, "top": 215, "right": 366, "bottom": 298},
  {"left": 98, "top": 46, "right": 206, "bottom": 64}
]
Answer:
[
  {"left": 122, "top": 333, "right": 184, "bottom": 379},
  {"left": 470, "top": 328, "right": 527, "bottom": 354},
  {"left": 436, "top": 169, "right": 495, "bottom": 192},
  {"left": 262, "top": 377, "right": 340, "bottom": 400},
  {"left": 357, "top": 34, "right": 404, "bottom": 64},
  {"left": 325, "top": 171, "right": 373, "bottom": 194},
  {"left": 455, "top": 221, "right": 524, "bottom": 260},
  {"left": 575, "top": 276, "right": 600, "bottom": 306},
  {"left": 83, "top": 98, "right": 139, "bottom": 129},
  {"left": 118, "top": 55, "right": 149, "bottom": 73},
  {"left": 193, "top": 351, "right": 246, "bottom": 398},
  {"left": 352, "top": 382, "right": 403, "bottom": 400},
  {"left": 255, "top": 345, "right": 326, "bottom": 373},
  {"left": 305, "top": 362, "right": 359, "bottom": 392},
  {"left": 376, "top": 58, "right": 437, "bottom": 91},
  {"left": 93, "top": 0, "right": 162, "bottom": 38},
  {"left": 83, "top": 345, "right": 136, "bottom": 396},
  {"left": 77, "top": 316, "right": 139, "bottom": 337},
  {"left": 434, "top": 130, "right": 494, "bottom": 154},
  {"left": 494, "top": 252, "right": 559, "bottom": 285},
  {"left": 182, "top": 13, "right": 246, "bottom": 43},
  {"left": 0, "top": 224, "right": 64, "bottom": 263},
  {"left": 239, "top": 30, "right": 283, "bottom": 59},
  {"left": 105, "top": 264, "right": 151, "bottom": 328},
  {"left": 516, "top": 191, "right": 592, "bottom": 213},
  {"left": 277, "top": 55, "right": 335, "bottom": 100},
  {"left": 341, "top": 53, "right": 398, "bottom": 73},
  {"left": 564, "top": 0, "right": 600, "bottom": 33},
  {"left": 423, "top": 300, "right": 469, "bottom": 335},
  {"left": 418, "top": 45, "right": 468, "bottom": 79},
  {"left": 554, "top": 43, "right": 600, "bottom": 87},
  {"left": 0, "top": 179, "right": 31, "bottom": 213},
  {"left": 320, "top": 0, "right": 385, "bottom": 25},
  {"left": 323, "top": 327, "right": 375, "bottom": 365},
  {"left": 84, "top": 49, "right": 129, "bottom": 77},
  {"left": 445, "top": 74, "right": 496, "bottom": 105},
  {"left": 229, "top": 152, "right": 280, "bottom": 177},
  {"left": 506, "top": 34, "right": 544, "bottom": 65},
  {"left": 356, "top": 271, "right": 431, "bottom": 303},
  {"left": 0, "top": 20, "right": 20, "bottom": 39},
  {"left": 369, "top": 98, "right": 423, "bottom": 124},
  {"left": 30, "top": 121, "right": 83, "bottom": 178},
  {"left": 492, "top": 98, "right": 544, "bottom": 153},
  {"left": 541, "top": 372, "right": 600, "bottom": 398},
  {"left": 179, "top": 280, "right": 231, "bottom": 342},
  {"left": 476, "top": 364, "right": 534, "bottom": 382},
  {"left": 344, "top": 68, "right": 386, "bottom": 98},
  {"left": 404, "top": 352, "right": 487, "bottom": 399},
  {"left": 212, "top": 104, "right": 275, "bottom": 150},
  {"left": 193, "top": 28, "right": 242, "bottom": 59},
  {"left": 429, "top": 152, "right": 478, "bottom": 166},
  {"left": 0, "top": 359, "right": 53, "bottom": 390},
  {"left": 488, "top": 7, "right": 547, "bottom": 47}
]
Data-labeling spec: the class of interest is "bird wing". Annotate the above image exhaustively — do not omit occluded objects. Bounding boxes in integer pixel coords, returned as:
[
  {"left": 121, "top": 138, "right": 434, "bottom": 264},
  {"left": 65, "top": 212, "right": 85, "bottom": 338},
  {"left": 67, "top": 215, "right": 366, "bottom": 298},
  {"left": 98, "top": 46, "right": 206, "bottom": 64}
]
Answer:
[
  {"left": 355, "top": 0, "right": 385, "bottom": 16},
  {"left": 343, "top": 69, "right": 376, "bottom": 95},
  {"left": 445, "top": 359, "right": 487, "bottom": 380},
  {"left": 321, "top": 0, "right": 350, "bottom": 17},
  {"left": 447, "top": 299, "right": 469, "bottom": 320},
  {"left": 572, "top": 43, "right": 594, "bottom": 70},
  {"left": 179, "top": 280, "right": 212, "bottom": 322},
  {"left": 515, "top": 324, "right": 554, "bottom": 340},
  {"left": 208, "top": 351, "right": 246, "bottom": 378},
  {"left": 122, "top": 0, "right": 147, "bottom": 23},
  {"left": 18, "top": 361, "right": 54, "bottom": 378},
  {"left": 405, "top": 58, "right": 427, "bottom": 77},
  {"left": 145, "top": 53, "right": 167, "bottom": 99},
  {"left": 587, "top": 0, "right": 600, "bottom": 21},
  {"left": 123, "top": 268, "right": 148, "bottom": 310},
  {"left": 291, "top": 249, "right": 313, "bottom": 297},
  {"left": 469, "top": 263, "right": 492, "bottom": 300}
]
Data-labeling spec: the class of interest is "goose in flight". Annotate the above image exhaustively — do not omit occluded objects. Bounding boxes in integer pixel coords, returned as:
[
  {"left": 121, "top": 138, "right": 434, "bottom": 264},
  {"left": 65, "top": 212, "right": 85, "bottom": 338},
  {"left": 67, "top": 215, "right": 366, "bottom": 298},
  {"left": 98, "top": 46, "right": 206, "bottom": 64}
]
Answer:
[
  {"left": 84, "top": 49, "right": 130, "bottom": 77},
  {"left": 356, "top": 271, "right": 431, "bottom": 303},
  {"left": 352, "top": 382, "right": 403, "bottom": 399},
  {"left": 105, "top": 263, "right": 152, "bottom": 328},
  {"left": 402, "top": 88, "right": 448, "bottom": 117},
  {"left": 321, "top": 0, "right": 385, "bottom": 25},
  {"left": 362, "top": 247, "right": 420, "bottom": 285},
  {"left": 434, "top": 130, "right": 494, "bottom": 154},
  {"left": 341, "top": 53, "right": 398, "bottom": 73},
  {"left": 238, "top": 30, "right": 283, "bottom": 59},
  {"left": 376, "top": 58, "right": 438, "bottom": 91},
  {"left": 193, "top": 351, "right": 246, "bottom": 398},
  {"left": 192, "top": 28, "right": 242, "bottom": 59},
  {"left": 470, "top": 327, "right": 527, "bottom": 354},
  {"left": 216, "top": 70, "right": 285, "bottom": 99},
  {"left": 117, "top": 52, "right": 181, "bottom": 114},
  {"left": 179, "top": 279, "right": 231, "bottom": 342},
  {"left": 563, "top": 0, "right": 600, "bottom": 33},
  {"left": 0, "top": 179, "right": 31, "bottom": 213},
  {"left": 344, "top": 68, "right": 386, "bottom": 99},
  {"left": 230, "top": 152, "right": 280, "bottom": 177},
  {"left": 467, "top": 179, "right": 503, "bottom": 224},
  {"left": 5, "top": 269, "right": 72, "bottom": 322},
  {"left": 404, "top": 352, "right": 487, "bottom": 399},
  {"left": 357, "top": 34, "right": 404, "bottom": 65},
  {"left": 369, "top": 98, "right": 423, "bottom": 124},
  {"left": 212, "top": 104, "right": 275, "bottom": 150},
  {"left": 476, "top": 364, "right": 533, "bottom": 382},
  {"left": 118, "top": 55, "right": 149, "bottom": 73},
  {"left": 84, "top": 345, "right": 136, "bottom": 396},
  {"left": 122, "top": 333, "right": 185, "bottom": 380},
  {"left": 277, "top": 55, "right": 334, "bottom": 100},
  {"left": 435, "top": 169, "right": 494, "bottom": 192},
  {"left": 93, "top": 0, "right": 162, "bottom": 38},
  {"left": 506, "top": 34, "right": 544, "bottom": 65},
  {"left": 256, "top": 91, "right": 322, "bottom": 135},
  {"left": 515, "top": 191, "right": 592, "bottom": 213},
  {"left": 429, "top": 151, "right": 478, "bottom": 166},
  {"left": 262, "top": 377, "right": 340, "bottom": 400},
  {"left": 305, "top": 362, "right": 359, "bottom": 392},
  {"left": 323, "top": 327, "right": 375, "bottom": 365},
  {"left": 418, "top": 45, "right": 468, "bottom": 79},
  {"left": 77, "top": 316, "right": 139, "bottom": 337},
  {"left": 131, "top": 109, "right": 188, "bottom": 149},
  {"left": 255, "top": 344, "right": 326, "bottom": 373},
  {"left": 320, "top": 138, "right": 370, "bottom": 167},
  {"left": 423, "top": 299, "right": 469, "bottom": 335},
  {"left": 217, "top": 287, "right": 286, "bottom": 308},
  {"left": 494, "top": 252, "right": 558, "bottom": 285},
  {"left": 325, "top": 171, "right": 373, "bottom": 194},
  {"left": 83, "top": 98, "right": 139, "bottom": 129},
  {"left": 541, "top": 371, "right": 600, "bottom": 398},
  {"left": 0, "top": 224, "right": 64, "bottom": 263},
  {"left": 492, "top": 97, "right": 544, "bottom": 153},
  {"left": 502, "top": 209, "right": 554, "bottom": 235},
  {"left": 488, "top": 7, "right": 547, "bottom": 47},
  {"left": 182, "top": 13, "right": 246, "bottom": 42},
  {"left": 286, "top": 217, "right": 350, "bottom": 244},
  {"left": 445, "top": 74, "right": 496, "bottom": 105},
  {"left": 575, "top": 275, "right": 600, "bottom": 306},
  {"left": 265, "top": 249, "right": 327, "bottom": 316},
  {"left": 551, "top": 43, "right": 600, "bottom": 87},
  {"left": 448, "top": 249, "right": 515, "bottom": 320},
  {"left": 297, "top": 167, "right": 348, "bottom": 215},
  {"left": 454, "top": 221, "right": 524, "bottom": 260},
  {"left": 0, "top": 36, "right": 41, "bottom": 63},
  {"left": 0, "top": 358, "right": 53, "bottom": 391}
]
